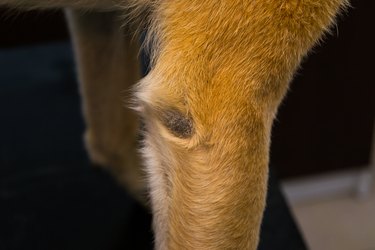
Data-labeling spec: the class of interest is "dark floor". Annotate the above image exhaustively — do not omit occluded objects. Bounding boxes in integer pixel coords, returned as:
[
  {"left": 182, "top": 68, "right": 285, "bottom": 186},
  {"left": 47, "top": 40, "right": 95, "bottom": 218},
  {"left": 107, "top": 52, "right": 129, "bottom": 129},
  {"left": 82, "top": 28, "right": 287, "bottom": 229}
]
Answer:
[{"left": 0, "top": 42, "right": 307, "bottom": 250}]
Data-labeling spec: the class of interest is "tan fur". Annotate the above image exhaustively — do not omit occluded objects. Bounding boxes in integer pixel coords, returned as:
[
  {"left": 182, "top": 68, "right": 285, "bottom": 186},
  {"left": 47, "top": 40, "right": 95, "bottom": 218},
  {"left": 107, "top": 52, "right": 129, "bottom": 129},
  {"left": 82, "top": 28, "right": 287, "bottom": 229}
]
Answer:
[
  {"left": 135, "top": 1, "right": 348, "bottom": 249},
  {"left": 1, "top": 0, "right": 348, "bottom": 249}
]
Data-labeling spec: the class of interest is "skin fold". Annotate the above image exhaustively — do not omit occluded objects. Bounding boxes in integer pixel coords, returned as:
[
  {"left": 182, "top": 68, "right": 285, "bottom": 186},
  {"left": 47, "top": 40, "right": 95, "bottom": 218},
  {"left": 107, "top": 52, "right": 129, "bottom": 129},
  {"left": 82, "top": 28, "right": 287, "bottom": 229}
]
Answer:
[{"left": 0, "top": 0, "right": 348, "bottom": 249}]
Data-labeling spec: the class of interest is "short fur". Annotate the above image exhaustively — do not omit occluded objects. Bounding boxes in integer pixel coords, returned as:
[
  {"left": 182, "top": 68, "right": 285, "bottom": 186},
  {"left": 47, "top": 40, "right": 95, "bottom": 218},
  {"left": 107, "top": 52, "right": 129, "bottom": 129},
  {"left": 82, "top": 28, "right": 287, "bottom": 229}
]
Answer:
[{"left": 0, "top": 0, "right": 348, "bottom": 249}]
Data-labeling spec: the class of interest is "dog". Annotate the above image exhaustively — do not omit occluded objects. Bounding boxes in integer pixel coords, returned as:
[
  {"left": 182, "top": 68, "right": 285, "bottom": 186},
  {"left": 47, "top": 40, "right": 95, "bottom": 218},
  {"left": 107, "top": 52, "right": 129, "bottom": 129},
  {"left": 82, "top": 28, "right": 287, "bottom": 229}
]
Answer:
[{"left": 0, "top": 0, "right": 348, "bottom": 249}]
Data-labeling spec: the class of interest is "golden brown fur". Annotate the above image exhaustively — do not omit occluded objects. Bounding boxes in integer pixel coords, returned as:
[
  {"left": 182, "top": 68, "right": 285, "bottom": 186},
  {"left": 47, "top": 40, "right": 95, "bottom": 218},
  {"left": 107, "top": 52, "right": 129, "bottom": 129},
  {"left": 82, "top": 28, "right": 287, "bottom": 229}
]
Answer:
[
  {"left": 1, "top": 0, "right": 348, "bottom": 249},
  {"left": 135, "top": 1, "right": 348, "bottom": 249}
]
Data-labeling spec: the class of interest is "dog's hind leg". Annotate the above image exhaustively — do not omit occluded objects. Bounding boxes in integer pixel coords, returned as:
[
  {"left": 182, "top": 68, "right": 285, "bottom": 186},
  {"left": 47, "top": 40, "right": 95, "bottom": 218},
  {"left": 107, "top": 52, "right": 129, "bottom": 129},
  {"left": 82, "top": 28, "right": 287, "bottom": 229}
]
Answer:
[{"left": 66, "top": 10, "right": 147, "bottom": 204}]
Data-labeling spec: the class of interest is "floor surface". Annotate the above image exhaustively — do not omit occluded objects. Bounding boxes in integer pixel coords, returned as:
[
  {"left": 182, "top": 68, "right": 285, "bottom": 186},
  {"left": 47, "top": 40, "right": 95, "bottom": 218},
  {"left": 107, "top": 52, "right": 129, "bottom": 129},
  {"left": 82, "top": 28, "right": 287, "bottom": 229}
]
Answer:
[{"left": 291, "top": 187, "right": 375, "bottom": 250}]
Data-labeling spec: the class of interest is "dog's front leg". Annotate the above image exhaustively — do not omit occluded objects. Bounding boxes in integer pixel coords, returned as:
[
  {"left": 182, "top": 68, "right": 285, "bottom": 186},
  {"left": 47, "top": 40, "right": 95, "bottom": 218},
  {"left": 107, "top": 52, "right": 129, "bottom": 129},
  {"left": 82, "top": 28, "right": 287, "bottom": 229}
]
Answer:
[
  {"left": 66, "top": 10, "right": 147, "bottom": 204},
  {"left": 136, "top": 0, "right": 348, "bottom": 249}
]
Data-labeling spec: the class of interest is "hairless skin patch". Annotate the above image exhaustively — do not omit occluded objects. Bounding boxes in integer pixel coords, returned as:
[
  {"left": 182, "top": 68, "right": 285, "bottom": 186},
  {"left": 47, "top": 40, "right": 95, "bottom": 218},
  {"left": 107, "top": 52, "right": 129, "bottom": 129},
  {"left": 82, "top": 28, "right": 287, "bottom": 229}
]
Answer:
[{"left": 160, "top": 109, "right": 194, "bottom": 138}]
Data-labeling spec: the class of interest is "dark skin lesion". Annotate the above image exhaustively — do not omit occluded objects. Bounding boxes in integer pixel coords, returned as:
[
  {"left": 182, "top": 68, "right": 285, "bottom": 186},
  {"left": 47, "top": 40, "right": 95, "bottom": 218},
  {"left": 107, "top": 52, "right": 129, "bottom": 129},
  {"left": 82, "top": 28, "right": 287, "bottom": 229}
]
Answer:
[{"left": 160, "top": 108, "right": 194, "bottom": 139}]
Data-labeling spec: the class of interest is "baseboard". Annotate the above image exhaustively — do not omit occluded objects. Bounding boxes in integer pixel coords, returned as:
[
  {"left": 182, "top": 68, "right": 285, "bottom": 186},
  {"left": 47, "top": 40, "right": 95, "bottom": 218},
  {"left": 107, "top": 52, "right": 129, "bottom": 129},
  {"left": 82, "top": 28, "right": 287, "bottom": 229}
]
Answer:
[{"left": 281, "top": 168, "right": 374, "bottom": 205}]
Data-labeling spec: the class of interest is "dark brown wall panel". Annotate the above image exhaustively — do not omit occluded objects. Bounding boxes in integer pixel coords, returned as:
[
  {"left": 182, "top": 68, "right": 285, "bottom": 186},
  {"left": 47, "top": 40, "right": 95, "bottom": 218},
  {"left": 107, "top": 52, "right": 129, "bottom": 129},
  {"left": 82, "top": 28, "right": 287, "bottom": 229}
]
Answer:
[
  {"left": 271, "top": 0, "right": 375, "bottom": 179},
  {"left": 0, "top": 8, "right": 68, "bottom": 47}
]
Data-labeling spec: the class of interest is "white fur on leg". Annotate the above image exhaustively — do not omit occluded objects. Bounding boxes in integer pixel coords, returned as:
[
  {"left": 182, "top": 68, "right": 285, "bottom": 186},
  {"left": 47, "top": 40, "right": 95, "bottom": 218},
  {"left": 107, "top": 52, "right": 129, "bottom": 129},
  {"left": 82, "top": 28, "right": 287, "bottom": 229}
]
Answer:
[{"left": 134, "top": 74, "right": 176, "bottom": 250}]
